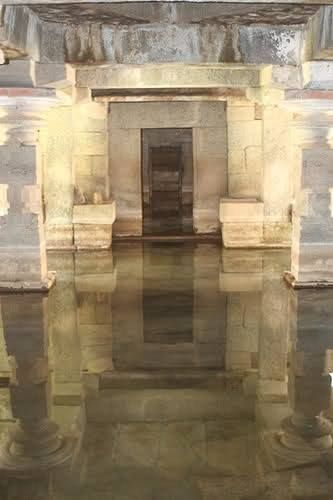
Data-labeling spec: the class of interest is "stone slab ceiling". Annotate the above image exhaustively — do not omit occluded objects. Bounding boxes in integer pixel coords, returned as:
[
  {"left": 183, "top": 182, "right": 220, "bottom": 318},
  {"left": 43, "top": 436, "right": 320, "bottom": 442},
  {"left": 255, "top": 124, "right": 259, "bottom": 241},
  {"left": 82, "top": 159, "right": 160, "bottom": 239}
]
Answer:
[{"left": 28, "top": 3, "right": 319, "bottom": 25}]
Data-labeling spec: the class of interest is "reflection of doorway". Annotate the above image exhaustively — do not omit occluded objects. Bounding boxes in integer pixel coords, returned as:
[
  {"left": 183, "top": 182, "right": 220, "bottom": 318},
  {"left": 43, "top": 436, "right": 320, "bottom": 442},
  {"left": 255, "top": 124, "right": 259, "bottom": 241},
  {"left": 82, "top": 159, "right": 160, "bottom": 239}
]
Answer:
[{"left": 142, "top": 128, "right": 193, "bottom": 236}]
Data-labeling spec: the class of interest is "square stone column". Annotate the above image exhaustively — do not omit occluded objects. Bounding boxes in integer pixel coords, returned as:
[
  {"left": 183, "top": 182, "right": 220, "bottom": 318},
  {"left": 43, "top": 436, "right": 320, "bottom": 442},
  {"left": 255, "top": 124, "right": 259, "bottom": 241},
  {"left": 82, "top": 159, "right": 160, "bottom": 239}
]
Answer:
[
  {"left": 0, "top": 88, "right": 58, "bottom": 291},
  {"left": 283, "top": 91, "right": 333, "bottom": 286}
]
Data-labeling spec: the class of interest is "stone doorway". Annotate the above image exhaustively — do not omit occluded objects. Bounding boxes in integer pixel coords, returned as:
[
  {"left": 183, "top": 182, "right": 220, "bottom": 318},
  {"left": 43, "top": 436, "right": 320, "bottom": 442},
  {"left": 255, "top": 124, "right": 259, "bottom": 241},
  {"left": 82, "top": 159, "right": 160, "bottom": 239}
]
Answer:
[{"left": 142, "top": 128, "right": 193, "bottom": 236}]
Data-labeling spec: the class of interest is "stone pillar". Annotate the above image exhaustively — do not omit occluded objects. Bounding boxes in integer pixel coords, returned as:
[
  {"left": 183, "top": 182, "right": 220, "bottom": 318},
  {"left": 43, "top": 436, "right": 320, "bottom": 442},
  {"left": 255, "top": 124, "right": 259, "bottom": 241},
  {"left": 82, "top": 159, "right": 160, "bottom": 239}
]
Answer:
[
  {"left": 283, "top": 92, "right": 333, "bottom": 285},
  {"left": 42, "top": 106, "right": 74, "bottom": 249},
  {"left": 262, "top": 104, "right": 292, "bottom": 246},
  {"left": 0, "top": 293, "right": 73, "bottom": 475},
  {"left": 0, "top": 88, "right": 58, "bottom": 290}
]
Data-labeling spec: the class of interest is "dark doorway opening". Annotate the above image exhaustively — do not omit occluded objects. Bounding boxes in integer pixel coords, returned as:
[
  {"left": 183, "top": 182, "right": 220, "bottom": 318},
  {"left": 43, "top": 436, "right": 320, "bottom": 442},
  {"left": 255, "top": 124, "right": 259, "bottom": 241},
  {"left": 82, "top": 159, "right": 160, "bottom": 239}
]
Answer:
[{"left": 142, "top": 128, "right": 193, "bottom": 236}]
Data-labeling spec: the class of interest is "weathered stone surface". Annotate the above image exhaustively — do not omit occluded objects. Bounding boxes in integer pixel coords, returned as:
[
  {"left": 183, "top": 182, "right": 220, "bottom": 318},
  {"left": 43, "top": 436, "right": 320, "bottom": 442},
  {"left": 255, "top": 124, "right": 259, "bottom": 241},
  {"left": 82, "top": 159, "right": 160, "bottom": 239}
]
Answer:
[
  {"left": 74, "top": 224, "right": 113, "bottom": 250},
  {"left": 220, "top": 198, "right": 264, "bottom": 247},
  {"left": 291, "top": 146, "right": 333, "bottom": 283},
  {"left": 75, "top": 64, "right": 265, "bottom": 89},
  {"left": 239, "top": 25, "right": 304, "bottom": 65}
]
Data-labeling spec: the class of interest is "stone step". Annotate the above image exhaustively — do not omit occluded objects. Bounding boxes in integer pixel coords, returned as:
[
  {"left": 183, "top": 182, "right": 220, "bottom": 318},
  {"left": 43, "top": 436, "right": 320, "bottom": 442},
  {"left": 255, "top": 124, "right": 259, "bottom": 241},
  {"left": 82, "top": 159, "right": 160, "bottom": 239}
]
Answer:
[
  {"left": 85, "top": 384, "right": 254, "bottom": 423},
  {"left": 99, "top": 368, "right": 239, "bottom": 390}
]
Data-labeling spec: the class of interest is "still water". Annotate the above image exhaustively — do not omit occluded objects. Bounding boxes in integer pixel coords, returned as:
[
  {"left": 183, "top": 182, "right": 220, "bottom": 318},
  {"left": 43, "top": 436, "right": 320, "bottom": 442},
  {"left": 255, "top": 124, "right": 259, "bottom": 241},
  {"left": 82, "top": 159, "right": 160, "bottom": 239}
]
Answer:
[{"left": 0, "top": 242, "right": 332, "bottom": 499}]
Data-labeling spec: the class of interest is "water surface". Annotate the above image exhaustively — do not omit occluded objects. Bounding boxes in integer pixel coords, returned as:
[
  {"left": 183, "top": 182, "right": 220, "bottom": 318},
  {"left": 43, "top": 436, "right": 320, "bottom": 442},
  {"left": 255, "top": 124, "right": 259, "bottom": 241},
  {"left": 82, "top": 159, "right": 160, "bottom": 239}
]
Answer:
[{"left": 0, "top": 242, "right": 332, "bottom": 499}]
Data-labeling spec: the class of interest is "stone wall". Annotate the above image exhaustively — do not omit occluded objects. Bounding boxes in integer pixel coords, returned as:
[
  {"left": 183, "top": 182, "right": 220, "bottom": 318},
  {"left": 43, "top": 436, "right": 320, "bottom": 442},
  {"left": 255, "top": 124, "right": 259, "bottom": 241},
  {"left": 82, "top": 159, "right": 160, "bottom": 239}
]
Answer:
[
  {"left": 221, "top": 99, "right": 292, "bottom": 248},
  {"left": 227, "top": 101, "right": 263, "bottom": 199}
]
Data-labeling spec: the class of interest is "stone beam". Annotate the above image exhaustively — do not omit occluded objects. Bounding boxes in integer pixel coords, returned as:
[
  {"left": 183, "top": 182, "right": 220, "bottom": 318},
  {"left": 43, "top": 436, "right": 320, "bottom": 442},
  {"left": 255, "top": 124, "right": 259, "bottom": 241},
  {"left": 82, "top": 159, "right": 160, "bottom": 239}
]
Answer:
[
  {"left": 309, "top": 6, "right": 333, "bottom": 60},
  {"left": 1, "top": 0, "right": 333, "bottom": 4},
  {"left": 0, "top": 88, "right": 58, "bottom": 291},
  {"left": 72, "top": 64, "right": 268, "bottom": 90}
]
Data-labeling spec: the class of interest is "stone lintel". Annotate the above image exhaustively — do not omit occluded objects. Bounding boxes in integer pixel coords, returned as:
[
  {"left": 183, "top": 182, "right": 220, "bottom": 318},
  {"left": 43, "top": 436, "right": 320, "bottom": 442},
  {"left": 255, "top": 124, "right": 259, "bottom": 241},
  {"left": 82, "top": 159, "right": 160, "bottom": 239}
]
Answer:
[
  {"left": 93, "top": 87, "right": 247, "bottom": 103},
  {"left": 73, "top": 63, "right": 267, "bottom": 90}
]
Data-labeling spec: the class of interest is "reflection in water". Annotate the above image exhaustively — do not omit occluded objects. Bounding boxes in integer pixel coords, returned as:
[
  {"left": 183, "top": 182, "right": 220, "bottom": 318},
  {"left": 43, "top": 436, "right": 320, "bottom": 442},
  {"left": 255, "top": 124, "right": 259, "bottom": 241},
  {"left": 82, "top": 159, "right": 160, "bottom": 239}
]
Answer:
[
  {"left": 0, "top": 242, "right": 332, "bottom": 499},
  {"left": 0, "top": 294, "right": 75, "bottom": 498}
]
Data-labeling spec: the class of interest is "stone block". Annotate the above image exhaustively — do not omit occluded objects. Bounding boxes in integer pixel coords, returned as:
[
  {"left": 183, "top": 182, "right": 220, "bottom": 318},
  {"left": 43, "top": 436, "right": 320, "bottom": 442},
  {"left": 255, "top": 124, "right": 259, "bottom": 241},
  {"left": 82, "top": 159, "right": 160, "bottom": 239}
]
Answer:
[
  {"left": 73, "top": 102, "right": 107, "bottom": 132},
  {"left": 110, "top": 101, "right": 226, "bottom": 129},
  {"left": 220, "top": 198, "right": 264, "bottom": 247},
  {"left": 73, "top": 202, "right": 116, "bottom": 225},
  {"left": 74, "top": 224, "right": 113, "bottom": 250},
  {"left": 46, "top": 224, "right": 73, "bottom": 249},
  {"left": 302, "top": 61, "right": 333, "bottom": 90},
  {"left": 222, "top": 222, "right": 263, "bottom": 248},
  {"left": 239, "top": 25, "right": 303, "bottom": 65},
  {"left": 220, "top": 198, "right": 264, "bottom": 223},
  {"left": 229, "top": 172, "right": 261, "bottom": 198},
  {"left": 263, "top": 222, "right": 291, "bottom": 247},
  {"left": 227, "top": 105, "right": 255, "bottom": 122},
  {"left": 73, "top": 156, "right": 93, "bottom": 177},
  {"left": 73, "top": 203, "right": 116, "bottom": 249},
  {"left": 228, "top": 120, "right": 262, "bottom": 149},
  {"left": 245, "top": 146, "right": 262, "bottom": 172},
  {"left": 73, "top": 132, "right": 107, "bottom": 156},
  {"left": 228, "top": 149, "right": 245, "bottom": 174}
]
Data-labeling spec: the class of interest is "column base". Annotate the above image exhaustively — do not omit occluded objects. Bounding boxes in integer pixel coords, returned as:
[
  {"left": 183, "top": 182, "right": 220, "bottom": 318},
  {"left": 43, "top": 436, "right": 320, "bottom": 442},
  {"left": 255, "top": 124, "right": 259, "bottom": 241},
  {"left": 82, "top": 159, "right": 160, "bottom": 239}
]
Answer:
[
  {"left": 260, "top": 430, "right": 327, "bottom": 472},
  {"left": 284, "top": 271, "right": 333, "bottom": 289},
  {"left": 0, "top": 272, "right": 56, "bottom": 293}
]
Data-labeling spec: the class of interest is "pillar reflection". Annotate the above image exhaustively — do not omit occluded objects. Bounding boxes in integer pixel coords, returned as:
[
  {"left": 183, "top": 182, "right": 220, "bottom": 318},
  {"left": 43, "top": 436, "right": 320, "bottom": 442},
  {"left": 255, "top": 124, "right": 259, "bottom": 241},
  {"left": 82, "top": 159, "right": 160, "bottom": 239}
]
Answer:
[
  {"left": 261, "top": 288, "right": 333, "bottom": 472},
  {"left": 0, "top": 293, "right": 74, "bottom": 480}
]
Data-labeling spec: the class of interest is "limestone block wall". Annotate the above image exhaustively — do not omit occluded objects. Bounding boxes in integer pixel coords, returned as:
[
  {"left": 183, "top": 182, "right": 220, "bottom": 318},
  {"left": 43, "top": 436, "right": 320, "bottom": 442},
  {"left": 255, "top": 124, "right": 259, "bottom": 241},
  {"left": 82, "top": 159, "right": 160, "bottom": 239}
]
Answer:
[
  {"left": 262, "top": 105, "right": 293, "bottom": 245},
  {"left": 227, "top": 101, "right": 263, "bottom": 199},
  {"left": 72, "top": 100, "right": 109, "bottom": 203},
  {"left": 223, "top": 99, "right": 293, "bottom": 247}
]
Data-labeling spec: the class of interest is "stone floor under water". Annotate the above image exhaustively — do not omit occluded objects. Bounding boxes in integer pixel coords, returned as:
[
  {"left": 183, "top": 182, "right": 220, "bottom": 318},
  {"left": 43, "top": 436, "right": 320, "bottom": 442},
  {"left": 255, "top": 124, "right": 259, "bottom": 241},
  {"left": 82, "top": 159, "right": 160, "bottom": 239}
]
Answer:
[{"left": 0, "top": 242, "right": 333, "bottom": 499}]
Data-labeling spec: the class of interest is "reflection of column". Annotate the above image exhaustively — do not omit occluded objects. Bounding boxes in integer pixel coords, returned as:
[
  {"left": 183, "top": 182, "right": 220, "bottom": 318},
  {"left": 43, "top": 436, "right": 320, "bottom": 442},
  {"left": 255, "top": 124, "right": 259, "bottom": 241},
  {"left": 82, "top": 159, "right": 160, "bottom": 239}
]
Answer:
[
  {"left": 75, "top": 251, "right": 116, "bottom": 374},
  {"left": 111, "top": 243, "right": 144, "bottom": 369},
  {"left": 48, "top": 252, "right": 81, "bottom": 405},
  {"left": 0, "top": 294, "right": 73, "bottom": 476},
  {"left": 220, "top": 249, "right": 263, "bottom": 371},
  {"left": 261, "top": 288, "right": 333, "bottom": 471},
  {"left": 0, "top": 88, "right": 58, "bottom": 290},
  {"left": 194, "top": 244, "right": 226, "bottom": 368},
  {"left": 257, "top": 272, "right": 289, "bottom": 403}
]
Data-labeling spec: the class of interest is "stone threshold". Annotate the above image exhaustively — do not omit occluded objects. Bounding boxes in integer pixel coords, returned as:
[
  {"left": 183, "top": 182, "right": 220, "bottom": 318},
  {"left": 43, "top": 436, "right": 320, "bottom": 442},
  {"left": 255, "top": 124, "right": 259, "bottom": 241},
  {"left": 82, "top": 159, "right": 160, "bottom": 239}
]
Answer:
[
  {"left": 0, "top": 272, "right": 56, "bottom": 293},
  {"left": 224, "top": 243, "right": 291, "bottom": 249},
  {"left": 284, "top": 271, "right": 333, "bottom": 289},
  {"left": 113, "top": 234, "right": 222, "bottom": 242}
]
